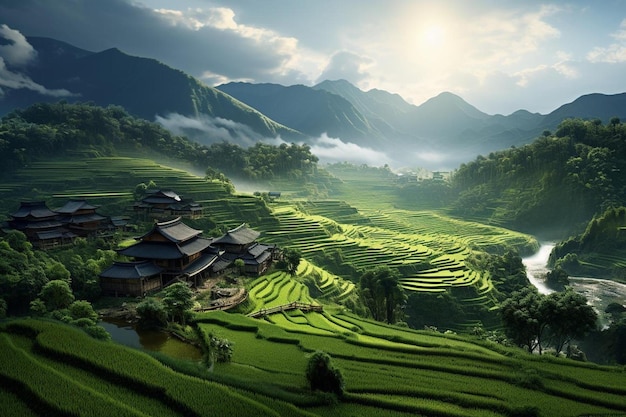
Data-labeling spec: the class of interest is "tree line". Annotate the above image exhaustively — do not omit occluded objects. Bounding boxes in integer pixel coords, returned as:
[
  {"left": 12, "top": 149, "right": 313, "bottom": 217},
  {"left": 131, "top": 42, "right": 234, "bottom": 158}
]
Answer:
[{"left": 0, "top": 102, "right": 318, "bottom": 181}]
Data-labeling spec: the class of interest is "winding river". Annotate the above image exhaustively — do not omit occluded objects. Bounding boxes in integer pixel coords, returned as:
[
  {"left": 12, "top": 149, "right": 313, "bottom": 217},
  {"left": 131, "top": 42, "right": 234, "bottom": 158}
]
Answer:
[{"left": 522, "top": 243, "right": 626, "bottom": 327}]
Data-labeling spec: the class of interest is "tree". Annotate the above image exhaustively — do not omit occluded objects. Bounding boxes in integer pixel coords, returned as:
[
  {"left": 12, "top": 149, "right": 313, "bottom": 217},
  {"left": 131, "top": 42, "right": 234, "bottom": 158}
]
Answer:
[
  {"left": 500, "top": 287, "right": 547, "bottom": 353},
  {"left": 545, "top": 267, "right": 569, "bottom": 291},
  {"left": 39, "top": 280, "right": 75, "bottom": 311},
  {"left": 68, "top": 300, "right": 98, "bottom": 324},
  {"left": 162, "top": 282, "right": 194, "bottom": 325},
  {"left": 283, "top": 248, "right": 302, "bottom": 276},
  {"left": 305, "top": 351, "right": 344, "bottom": 396},
  {"left": 360, "top": 266, "right": 406, "bottom": 324},
  {"left": 136, "top": 297, "right": 168, "bottom": 329},
  {"left": 234, "top": 259, "right": 245, "bottom": 275},
  {"left": 544, "top": 289, "right": 597, "bottom": 356}
]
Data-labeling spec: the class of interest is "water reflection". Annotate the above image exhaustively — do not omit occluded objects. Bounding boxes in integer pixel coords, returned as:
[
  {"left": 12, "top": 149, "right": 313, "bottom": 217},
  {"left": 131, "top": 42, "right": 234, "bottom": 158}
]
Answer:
[{"left": 100, "top": 318, "right": 202, "bottom": 361}]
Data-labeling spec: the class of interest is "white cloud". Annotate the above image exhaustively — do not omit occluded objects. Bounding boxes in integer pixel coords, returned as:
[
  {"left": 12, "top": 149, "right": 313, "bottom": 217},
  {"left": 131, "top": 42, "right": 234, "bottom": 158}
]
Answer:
[
  {"left": 587, "top": 19, "right": 626, "bottom": 63},
  {"left": 309, "top": 133, "right": 391, "bottom": 166},
  {"left": 316, "top": 51, "right": 373, "bottom": 84},
  {"left": 0, "top": 23, "right": 37, "bottom": 67},
  {"left": 0, "top": 24, "right": 75, "bottom": 97}
]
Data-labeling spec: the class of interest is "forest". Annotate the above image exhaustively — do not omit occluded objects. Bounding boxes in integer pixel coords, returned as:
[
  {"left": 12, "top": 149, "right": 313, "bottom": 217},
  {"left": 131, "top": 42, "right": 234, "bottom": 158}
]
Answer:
[{"left": 0, "top": 102, "right": 318, "bottom": 181}]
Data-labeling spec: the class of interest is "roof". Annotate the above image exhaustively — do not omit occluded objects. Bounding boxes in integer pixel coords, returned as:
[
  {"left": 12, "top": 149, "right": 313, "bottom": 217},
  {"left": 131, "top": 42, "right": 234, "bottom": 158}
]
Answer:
[
  {"left": 119, "top": 241, "right": 184, "bottom": 259},
  {"left": 11, "top": 201, "right": 57, "bottom": 219},
  {"left": 181, "top": 253, "right": 218, "bottom": 277},
  {"left": 99, "top": 261, "right": 163, "bottom": 279},
  {"left": 36, "top": 230, "right": 77, "bottom": 240},
  {"left": 118, "top": 237, "right": 212, "bottom": 260},
  {"left": 61, "top": 213, "right": 108, "bottom": 224},
  {"left": 213, "top": 224, "right": 260, "bottom": 246},
  {"left": 11, "top": 219, "right": 63, "bottom": 230},
  {"left": 55, "top": 199, "right": 99, "bottom": 214},
  {"left": 142, "top": 190, "right": 181, "bottom": 203},
  {"left": 139, "top": 217, "right": 202, "bottom": 243}
]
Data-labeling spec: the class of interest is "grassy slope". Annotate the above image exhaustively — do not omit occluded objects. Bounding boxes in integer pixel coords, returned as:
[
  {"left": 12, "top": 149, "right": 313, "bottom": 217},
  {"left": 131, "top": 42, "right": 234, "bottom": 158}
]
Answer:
[{"left": 1, "top": 317, "right": 624, "bottom": 417}]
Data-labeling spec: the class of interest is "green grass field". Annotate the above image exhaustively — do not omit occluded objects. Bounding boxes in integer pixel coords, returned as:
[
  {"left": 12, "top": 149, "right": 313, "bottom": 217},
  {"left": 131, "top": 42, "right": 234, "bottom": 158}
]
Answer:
[{"left": 4, "top": 315, "right": 618, "bottom": 417}]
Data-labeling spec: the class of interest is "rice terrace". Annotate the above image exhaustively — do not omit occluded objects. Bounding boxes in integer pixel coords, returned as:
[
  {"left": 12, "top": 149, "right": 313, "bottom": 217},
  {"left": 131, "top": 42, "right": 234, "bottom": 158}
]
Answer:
[{"left": 1, "top": 143, "right": 625, "bottom": 416}]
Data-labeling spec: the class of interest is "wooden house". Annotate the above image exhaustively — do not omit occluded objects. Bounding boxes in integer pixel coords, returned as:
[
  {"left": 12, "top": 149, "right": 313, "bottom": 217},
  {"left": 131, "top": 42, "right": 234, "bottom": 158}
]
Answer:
[
  {"left": 99, "top": 261, "right": 163, "bottom": 297},
  {"left": 8, "top": 201, "right": 75, "bottom": 249},
  {"left": 212, "top": 224, "right": 278, "bottom": 275},
  {"left": 118, "top": 217, "right": 217, "bottom": 286},
  {"left": 55, "top": 199, "right": 110, "bottom": 237},
  {"left": 133, "top": 190, "right": 203, "bottom": 219}
]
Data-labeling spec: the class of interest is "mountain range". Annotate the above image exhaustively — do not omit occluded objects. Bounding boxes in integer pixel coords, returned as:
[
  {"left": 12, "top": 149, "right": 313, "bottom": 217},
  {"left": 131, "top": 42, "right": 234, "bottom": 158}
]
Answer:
[{"left": 3, "top": 37, "right": 626, "bottom": 169}]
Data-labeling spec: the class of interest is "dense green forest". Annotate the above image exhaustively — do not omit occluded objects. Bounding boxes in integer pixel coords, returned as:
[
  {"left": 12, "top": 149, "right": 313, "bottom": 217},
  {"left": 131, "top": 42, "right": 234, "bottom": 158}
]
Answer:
[
  {"left": 449, "top": 117, "right": 625, "bottom": 235},
  {"left": 0, "top": 102, "right": 318, "bottom": 182}
]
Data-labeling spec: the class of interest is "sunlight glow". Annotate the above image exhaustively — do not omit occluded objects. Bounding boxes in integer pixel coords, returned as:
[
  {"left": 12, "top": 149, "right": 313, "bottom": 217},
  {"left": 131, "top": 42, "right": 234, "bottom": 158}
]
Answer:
[{"left": 423, "top": 24, "right": 446, "bottom": 47}]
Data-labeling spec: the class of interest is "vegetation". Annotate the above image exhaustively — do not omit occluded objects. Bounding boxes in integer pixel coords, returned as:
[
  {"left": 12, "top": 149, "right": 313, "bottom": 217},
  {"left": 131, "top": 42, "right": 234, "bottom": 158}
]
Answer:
[
  {"left": 450, "top": 118, "right": 626, "bottom": 236},
  {"left": 1, "top": 101, "right": 625, "bottom": 414},
  {"left": 305, "top": 351, "right": 344, "bottom": 396},
  {"left": 500, "top": 287, "right": 597, "bottom": 355}
]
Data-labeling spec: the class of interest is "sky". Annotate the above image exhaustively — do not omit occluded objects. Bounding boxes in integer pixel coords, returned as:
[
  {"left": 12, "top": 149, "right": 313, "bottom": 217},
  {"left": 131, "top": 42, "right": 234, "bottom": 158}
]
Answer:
[{"left": 0, "top": 0, "right": 625, "bottom": 115}]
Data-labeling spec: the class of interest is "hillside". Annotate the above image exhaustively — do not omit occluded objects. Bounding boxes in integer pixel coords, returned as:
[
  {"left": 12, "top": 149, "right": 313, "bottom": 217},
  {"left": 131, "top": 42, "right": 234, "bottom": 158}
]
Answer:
[
  {"left": 0, "top": 37, "right": 303, "bottom": 141},
  {"left": 216, "top": 82, "right": 383, "bottom": 144}
]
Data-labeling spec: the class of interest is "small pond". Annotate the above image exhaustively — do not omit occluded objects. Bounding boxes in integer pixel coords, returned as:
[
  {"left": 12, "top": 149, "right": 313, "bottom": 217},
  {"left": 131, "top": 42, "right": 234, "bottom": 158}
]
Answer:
[{"left": 100, "top": 318, "right": 203, "bottom": 361}]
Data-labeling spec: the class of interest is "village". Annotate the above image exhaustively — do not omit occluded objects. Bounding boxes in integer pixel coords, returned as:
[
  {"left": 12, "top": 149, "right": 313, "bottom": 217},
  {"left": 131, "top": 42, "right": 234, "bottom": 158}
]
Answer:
[{"left": 4, "top": 189, "right": 281, "bottom": 309}]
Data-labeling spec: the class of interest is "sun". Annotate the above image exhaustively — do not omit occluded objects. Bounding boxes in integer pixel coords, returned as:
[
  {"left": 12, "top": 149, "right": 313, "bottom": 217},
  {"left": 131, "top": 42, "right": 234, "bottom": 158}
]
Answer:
[{"left": 423, "top": 24, "right": 445, "bottom": 47}]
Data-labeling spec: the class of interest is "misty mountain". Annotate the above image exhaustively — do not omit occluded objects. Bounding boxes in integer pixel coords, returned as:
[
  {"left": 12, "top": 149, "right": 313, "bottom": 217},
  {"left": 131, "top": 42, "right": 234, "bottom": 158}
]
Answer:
[
  {"left": 0, "top": 37, "right": 302, "bottom": 141},
  {"left": 216, "top": 82, "right": 383, "bottom": 144},
  {"left": 542, "top": 92, "right": 626, "bottom": 127}
]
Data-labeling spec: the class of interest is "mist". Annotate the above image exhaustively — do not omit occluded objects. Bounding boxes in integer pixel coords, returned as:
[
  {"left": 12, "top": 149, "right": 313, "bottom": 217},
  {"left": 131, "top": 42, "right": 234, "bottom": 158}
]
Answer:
[{"left": 154, "top": 113, "right": 478, "bottom": 173}]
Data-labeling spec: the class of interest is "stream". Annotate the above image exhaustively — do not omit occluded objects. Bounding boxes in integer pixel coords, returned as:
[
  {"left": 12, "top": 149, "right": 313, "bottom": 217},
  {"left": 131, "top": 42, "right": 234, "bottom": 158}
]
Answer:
[{"left": 522, "top": 243, "right": 626, "bottom": 327}]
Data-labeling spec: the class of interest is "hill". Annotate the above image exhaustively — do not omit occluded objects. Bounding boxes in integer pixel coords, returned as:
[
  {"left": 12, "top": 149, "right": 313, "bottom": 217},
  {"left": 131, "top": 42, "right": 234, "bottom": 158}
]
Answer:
[
  {"left": 216, "top": 82, "right": 383, "bottom": 145},
  {"left": 0, "top": 37, "right": 303, "bottom": 141}
]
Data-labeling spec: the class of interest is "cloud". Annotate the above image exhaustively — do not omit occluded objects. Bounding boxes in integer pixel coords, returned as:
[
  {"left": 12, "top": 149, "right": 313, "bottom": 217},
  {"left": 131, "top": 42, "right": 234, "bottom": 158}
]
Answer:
[
  {"left": 0, "top": 24, "right": 75, "bottom": 98},
  {"left": 316, "top": 51, "right": 373, "bottom": 84},
  {"left": 0, "top": 23, "right": 37, "bottom": 67},
  {"left": 587, "top": 19, "right": 626, "bottom": 63},
  {"left": 155, "top": 113, "right": 266, "bottom": 147},
  {"left": 309, "top": 133, "right": 391, "bottom": 166}
]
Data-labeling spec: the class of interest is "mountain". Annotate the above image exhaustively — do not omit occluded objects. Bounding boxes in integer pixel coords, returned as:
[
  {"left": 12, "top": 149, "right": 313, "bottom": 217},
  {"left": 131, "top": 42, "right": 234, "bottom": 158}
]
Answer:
[
  {"left": 1, "top": 37, "right": 302, "bottom": 141},
  {"left": 541, "top": 92, "right": 626, "bottom": 127},
  {"left": 216, "top": 82, "right": 382, "bottom": 144}
]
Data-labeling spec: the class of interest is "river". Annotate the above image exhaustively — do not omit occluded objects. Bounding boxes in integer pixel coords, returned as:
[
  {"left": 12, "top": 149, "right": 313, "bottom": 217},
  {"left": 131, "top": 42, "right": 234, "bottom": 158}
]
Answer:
[{"left": 522, "top": 243, "right": 626, "bottom": 327}]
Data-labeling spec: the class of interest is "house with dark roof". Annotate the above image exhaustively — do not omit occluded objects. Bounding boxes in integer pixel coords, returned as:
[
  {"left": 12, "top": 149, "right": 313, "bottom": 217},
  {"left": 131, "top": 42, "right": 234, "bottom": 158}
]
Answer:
[
  {"left": 99, "top": 261, "right": 163, "bottom": 297},
  {"left": 55, "top": 199, "right": 110, "bottom": 237},
  {"left": 117, "top": 217, "right": 218, "bottom": 287},
  {"left": 133, "top": 190, "right": 203, "bottom": 219},
  {"left": 8, "top": 201, "right": 75, "bottom": 249},
  {"left": 212, "top": 224, "right": 278, "bottom": 275}
]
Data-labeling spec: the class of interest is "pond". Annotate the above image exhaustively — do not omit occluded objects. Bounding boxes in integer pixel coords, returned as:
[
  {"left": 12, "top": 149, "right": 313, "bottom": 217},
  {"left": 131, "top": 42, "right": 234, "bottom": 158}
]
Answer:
[{"left": 100, "top": 318, "right": 203, "bottom": 361}]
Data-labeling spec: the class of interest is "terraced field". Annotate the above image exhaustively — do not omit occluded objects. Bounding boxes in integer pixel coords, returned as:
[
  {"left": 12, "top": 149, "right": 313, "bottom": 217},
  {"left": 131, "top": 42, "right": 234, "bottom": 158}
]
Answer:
[
  {"left": 193, "top": 310, "right": 626, "bottom": 417},
  {"left": 257, "top": 198, "right": 536, "bottom": 321}
]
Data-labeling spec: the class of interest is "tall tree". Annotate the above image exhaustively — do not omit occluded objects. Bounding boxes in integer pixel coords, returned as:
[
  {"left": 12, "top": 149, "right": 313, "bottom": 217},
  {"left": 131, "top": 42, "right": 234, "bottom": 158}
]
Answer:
[{"left": 360, "top": 266, "right": 406, "bottom": 324}]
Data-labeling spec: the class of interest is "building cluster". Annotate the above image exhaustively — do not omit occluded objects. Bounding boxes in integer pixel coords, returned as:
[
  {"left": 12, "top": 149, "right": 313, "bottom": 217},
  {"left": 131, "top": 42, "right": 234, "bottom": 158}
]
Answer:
[
  {"left": 99, "top": 219, "right": 278, "bottom": 297},
  {"left": 5, "top": 200, "right": 123, "bottom": 250},
  {"left": 4, "top": 189, "right": 278, "bottom": 297}
]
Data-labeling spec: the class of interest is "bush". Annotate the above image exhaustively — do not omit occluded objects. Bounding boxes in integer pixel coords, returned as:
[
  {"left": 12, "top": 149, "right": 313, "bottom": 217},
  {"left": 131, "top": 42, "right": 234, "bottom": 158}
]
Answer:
[{"left": 305, "top": 351, "right": 344, "bottom": 396}]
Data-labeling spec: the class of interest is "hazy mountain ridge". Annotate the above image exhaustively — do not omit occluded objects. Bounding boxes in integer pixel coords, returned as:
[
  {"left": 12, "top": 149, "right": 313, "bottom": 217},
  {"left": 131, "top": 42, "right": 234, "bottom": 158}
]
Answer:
[
  {"left": 2, "top": 36, "right": 625, "bottom": 169},
  {"left": 1, "top": 37, "right": 302, "bottom": 141}
]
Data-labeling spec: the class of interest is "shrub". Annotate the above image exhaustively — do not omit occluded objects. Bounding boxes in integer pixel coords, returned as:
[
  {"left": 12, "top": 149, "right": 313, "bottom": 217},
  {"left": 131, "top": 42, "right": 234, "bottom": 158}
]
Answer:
[{"left": 305, "top": 351, "right": 344, "bottom": 396}]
